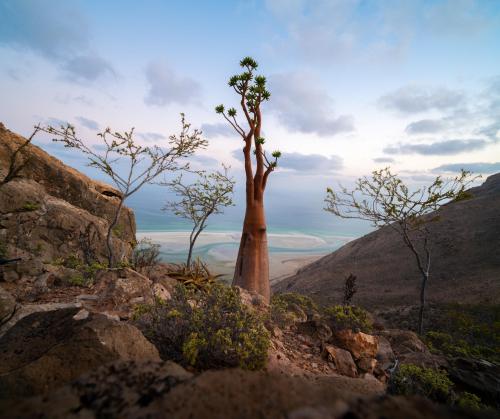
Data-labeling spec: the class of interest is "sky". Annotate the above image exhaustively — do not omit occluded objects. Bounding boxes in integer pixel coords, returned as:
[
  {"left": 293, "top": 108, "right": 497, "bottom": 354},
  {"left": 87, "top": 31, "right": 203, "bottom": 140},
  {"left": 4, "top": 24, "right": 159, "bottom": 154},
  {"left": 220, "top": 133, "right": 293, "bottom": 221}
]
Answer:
[{"left": 1, "top": 0, "right": 499, "bottom": 233}]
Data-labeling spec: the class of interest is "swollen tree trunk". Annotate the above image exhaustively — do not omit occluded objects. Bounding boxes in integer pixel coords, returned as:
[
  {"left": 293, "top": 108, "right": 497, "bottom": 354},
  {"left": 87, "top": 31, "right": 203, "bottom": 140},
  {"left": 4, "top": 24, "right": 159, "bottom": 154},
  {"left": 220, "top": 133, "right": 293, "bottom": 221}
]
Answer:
[{"left": 232, "top": 199, "right": 270, "bottom": 302}]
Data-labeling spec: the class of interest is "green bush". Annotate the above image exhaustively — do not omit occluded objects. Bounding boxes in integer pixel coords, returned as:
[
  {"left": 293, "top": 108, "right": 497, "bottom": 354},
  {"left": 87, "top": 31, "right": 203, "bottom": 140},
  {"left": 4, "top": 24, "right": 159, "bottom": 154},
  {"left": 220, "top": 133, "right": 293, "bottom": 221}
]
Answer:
[
  {"left": 67, "top": 272, "right": 86, "bottom": 287},
  {"left": 323, "top": 304, "right": 373, "bottom": 332},
  {"left": 59, "top": 254, "right": 107, "bottom": 287},
  {"left": 271, "top": 292, "right": 318, "bottom": 326},
  {"left": 389, "top": 364, "right": 453, "bottom": 403},
  {"left": 424, "top": 304, "right": 500, "bottom": 364},
  {"left": 135, "top": 283, "right": 270, "bottom": 371},
  {"left": 131, "top": 238, "right": 161, "bottom": 273},
  {"left": 456, "top": 392, "right": 483, "bottom": 411}
]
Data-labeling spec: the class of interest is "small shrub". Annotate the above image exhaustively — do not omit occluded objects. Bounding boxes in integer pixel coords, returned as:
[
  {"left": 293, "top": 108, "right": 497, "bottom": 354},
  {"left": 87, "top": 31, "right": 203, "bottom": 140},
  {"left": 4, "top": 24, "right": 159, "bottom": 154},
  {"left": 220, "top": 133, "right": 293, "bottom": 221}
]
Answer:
[
  {"left": 389, "top": 364, "right": 453, "bottom": 404},
  {"left": 342, "top": 273, "right": 357, "bottom": 306},
  {"left": 58, "top": 254, "right": 106, "bottom": 287},
  {"left": 323, "top": 304, "right": 373, "bottom": 332},
  {"left": 424, "top": 331, "right": 479, "bottom": 359},
  {"left": 18, "top": 201, "right": 40, "bottom": 212},
  {"left": 271, "top": 292, "right": 318, "bottom": 327},
  {"left": 112, "top": 224, "right": 124, "bottom": 238},
  {"left": 166, "top": 258, "right": 222, "bottom": 290},
  {"left": 423, "top": 304, "right": 500, "bottom": 364},
  {"left": 64, "top": 253, "right": 83, "bottom": 269},
  {"left": 456, "top": 392, "right": 483, "bottom": 411},
  {"left": 82, "top": 261, "right": 107, "bottom": 283},
  {"left": 67, "top": 272, "right": 86, "bottom": 287},
  {"left": 135, "top": 283, "right": 270, "bottom": 371},
  {"left": 131, "top": 238, "right": 161, "bottom": 274}
]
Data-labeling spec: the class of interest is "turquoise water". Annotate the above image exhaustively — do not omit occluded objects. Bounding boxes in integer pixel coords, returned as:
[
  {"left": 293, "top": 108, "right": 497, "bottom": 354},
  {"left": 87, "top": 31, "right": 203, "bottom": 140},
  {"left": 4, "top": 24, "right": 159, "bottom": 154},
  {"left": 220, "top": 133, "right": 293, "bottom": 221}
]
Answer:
[{"left": 129, "top": 182, "right": 374, "bottom": 269}]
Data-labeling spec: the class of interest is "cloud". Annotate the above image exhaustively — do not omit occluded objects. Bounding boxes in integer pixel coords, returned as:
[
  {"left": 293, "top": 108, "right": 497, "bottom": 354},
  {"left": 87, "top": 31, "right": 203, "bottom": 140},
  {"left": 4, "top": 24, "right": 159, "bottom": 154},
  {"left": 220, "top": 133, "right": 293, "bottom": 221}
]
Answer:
[
  {"left": 379, "top": 85, "right": 464, "bottom": 114},
  {"left": 45, "top": 117, "right": 69, "bottom": 128},
  {"left": 0, "top": 0, "right": 114, "bottom": 83},
  {"left": 425, "top": 0, "right": 495, "bottom": 37},
  {"left": 188, "top": 155, "right": 219, "bottom": 168},
  {"left": 144, "top": 62, "right": 201, "bottom": 107},
  {"left": 373, "top": 157, "right": 395, "bottom": 163},
  {"left": 268, "top": 72, "right": 354, "bottom": 137},
  {"left": 201, "top": 123, "right": 236, "bottom": 138},
  {"left": 263, "top": 0, "right": 414, "bottom": 63},
  {"left": 432, "top": 162, "right": 500, "bottom": 174},
  {"left": 263, "top": 0, "right": 496, "bottom": 64},
  {"left": 75, "top": 116, "right": 99, "bottom": 130},
  {"left": 384, "top": 139, "right": 488, "bottom": 156},
  {"left": 231, "top": 149, "right": 343, "bottom": 174},
  {"left": 280, "top": 152, "right": 343, "bottom": 173},
  {"left": 136, "top": 132, "right": 167, "bottom": 142},
  {"left": 55, "top": 94, "right": 94, "bottom": 106},
  {"left": 476, "top": 121, "right": 500, "bottom": 142},
  {"left": 405, "top": 119, "right": 447, "bottom": 135},
  {"left": 62, "top": 53, "right": 115, "bottom": 82}
]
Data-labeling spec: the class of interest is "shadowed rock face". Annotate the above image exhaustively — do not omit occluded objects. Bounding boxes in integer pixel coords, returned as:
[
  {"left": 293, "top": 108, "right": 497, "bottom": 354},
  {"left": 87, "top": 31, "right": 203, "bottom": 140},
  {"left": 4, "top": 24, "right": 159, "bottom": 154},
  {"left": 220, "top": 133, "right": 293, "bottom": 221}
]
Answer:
[
  {"left": 0, "top": 308, "right": 160, "bottom": 399},
  {"left": 0, "top": 360, "right": 484, "bottom": 419},
  {"left": 274, "top": 173, "right": 500, "bottom": 309},
  {"left": 0, "top": 123, "right": 136, "bottom": 274}
]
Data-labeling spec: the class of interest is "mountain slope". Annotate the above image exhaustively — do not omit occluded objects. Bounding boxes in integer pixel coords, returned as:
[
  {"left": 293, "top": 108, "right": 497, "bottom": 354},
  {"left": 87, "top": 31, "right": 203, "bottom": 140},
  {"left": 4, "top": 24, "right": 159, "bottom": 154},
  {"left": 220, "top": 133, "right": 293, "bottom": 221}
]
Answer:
[
  {"left": 0, "top": 122, "right": 136, "bottom": 278},
  {"left": 273, "top": 173, "right": 500, "bottom": 309}
]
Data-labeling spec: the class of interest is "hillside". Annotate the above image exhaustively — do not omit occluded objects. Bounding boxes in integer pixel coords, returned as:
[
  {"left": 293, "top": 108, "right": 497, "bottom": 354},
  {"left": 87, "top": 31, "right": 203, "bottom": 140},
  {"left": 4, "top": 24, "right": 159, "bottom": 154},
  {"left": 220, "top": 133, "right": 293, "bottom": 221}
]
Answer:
[
  {"left": 0, "top": 122, "right": 136, "bottom": 276},
  {"left": 273, "top": 173, "right": 500, "bottom": 310}
]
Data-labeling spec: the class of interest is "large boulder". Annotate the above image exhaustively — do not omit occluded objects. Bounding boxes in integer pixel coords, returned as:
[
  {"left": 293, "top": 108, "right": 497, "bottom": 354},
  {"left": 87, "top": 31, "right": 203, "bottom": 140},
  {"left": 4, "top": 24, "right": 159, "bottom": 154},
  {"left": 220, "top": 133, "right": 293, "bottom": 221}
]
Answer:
[
  {"left": 334, "top": 329, "right": 379, "bottom": 360},
  {"left": 90, "top": 268, "right": 153, "bottom": 317},
  {"left": 0, "top": 307, "right": 160, "bottom": 399},
  {"left": 380, "top": 329, "right": 447, "bottom": 368},
  {"left": 0, "top": 124, "right": 136, "bottom": 279},
  {"left": 322, "top": 344, "right": 358, "bottom": 377},
  {"left": 447, "top": 358, "right": 500, "bottom": 408}
]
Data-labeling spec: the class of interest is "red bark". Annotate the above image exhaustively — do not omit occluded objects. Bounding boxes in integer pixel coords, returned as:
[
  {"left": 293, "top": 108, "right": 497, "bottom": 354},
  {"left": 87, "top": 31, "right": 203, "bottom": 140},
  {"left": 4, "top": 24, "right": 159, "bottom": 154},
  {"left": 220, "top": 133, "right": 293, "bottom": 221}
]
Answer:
[{"left": 232, "top": 199, "right": 270, "bottom": 302}]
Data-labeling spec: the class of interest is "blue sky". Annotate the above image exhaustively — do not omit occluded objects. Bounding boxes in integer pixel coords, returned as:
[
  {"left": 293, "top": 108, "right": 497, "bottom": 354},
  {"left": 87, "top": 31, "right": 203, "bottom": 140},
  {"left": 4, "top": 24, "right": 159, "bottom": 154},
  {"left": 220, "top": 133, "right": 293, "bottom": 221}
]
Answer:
[{"left": 1, "top": 0, "right": 500, "bottom": 232}]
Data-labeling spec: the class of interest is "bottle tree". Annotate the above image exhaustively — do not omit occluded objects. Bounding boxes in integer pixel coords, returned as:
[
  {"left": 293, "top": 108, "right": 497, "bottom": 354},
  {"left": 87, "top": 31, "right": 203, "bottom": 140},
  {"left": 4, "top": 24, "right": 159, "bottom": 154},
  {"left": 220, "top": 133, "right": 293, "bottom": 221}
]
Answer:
[{"left": 216, "top": 57, "right": 280, "bottom": 302}]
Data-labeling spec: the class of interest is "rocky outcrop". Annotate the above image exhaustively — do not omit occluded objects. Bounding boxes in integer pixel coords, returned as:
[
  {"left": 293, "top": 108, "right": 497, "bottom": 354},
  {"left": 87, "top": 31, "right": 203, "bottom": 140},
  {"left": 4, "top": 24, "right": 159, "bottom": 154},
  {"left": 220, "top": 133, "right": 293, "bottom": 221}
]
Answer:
[
  {"left": 380, "top": 329, "right": 447, "bottom": 369},
  {"left": 334, "top": 329, "right": 379, "bottom": 360},
  {"left": 0, "top": 123, "right": 136, "bottom": 282},
  {"left": 0, "top": 360, "right": 484, "bottom": 419},
  {"left": 447, "top": 358, "right": 500, "bottom": 408},
  {"left": 0, "top": 307, "right": 160, "bottom": 399},
  {"left": 322, "top": 345, "right": 358, "bottom": 377},
  {"left": 274, "top": 173, "right": 500, "bottom": 309}
]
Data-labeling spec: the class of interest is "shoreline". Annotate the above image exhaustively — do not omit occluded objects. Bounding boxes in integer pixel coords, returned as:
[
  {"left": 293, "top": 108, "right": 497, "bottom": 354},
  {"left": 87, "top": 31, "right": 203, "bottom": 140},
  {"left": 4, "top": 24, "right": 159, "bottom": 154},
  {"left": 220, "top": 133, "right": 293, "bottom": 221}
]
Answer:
[{"left": 136, "top": 230, "right": 350, "bottom": 281}]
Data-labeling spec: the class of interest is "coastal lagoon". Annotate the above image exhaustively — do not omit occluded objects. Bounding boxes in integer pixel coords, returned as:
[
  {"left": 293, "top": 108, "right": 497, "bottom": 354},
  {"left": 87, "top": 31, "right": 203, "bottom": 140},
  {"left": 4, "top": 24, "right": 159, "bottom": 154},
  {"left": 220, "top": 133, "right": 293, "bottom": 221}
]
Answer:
[
  {"left": 136, "top": 229, "right": 357, "bottom": 282},
  {"left": 132, "top": 182, "right": 373, "bottom": 281}
]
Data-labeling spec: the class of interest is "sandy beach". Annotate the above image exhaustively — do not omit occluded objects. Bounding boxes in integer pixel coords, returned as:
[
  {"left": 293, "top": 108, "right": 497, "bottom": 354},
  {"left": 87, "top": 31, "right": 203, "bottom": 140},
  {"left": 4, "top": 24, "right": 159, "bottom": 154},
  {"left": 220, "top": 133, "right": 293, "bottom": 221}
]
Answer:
[{"left": 137, "top": 231, "right": 350, "bottom": 281}]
